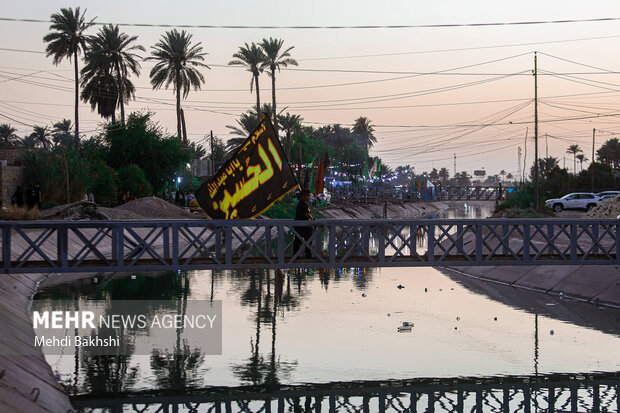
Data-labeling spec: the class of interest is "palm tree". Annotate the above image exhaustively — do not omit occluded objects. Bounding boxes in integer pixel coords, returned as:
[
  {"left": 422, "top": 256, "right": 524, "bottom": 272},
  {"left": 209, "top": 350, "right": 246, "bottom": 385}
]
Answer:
[
  {"left": 52, "top": 119, "right": 74, "bottom": 146},
  {"left": 352, "top": 116, "right": 377, "bottom": 152},
  {"left": 225, "top": 104, "right": 272, "bottom": 155},
  {"left": 226, "top": 112, "right": 260, "bottom": 156},
  {"left": 576, "top": 153, "right": 588, "bottom": 172},
  {"left": 259, "top": 38, "right": 297, "bottom": 135},
  {"left": 148, "top": 29, "right": 209, "bottom": 141},
  {"left": 29, "top": 126, "right": 52, "bottom": 148},
  {"left": 566, "top": 144, "right": 582, "bottom": 174},
  {"left": 229, "top": 43, "right": 265, "bottom": 119},
  {"left": 81, "top": 24, "right": 144, "bottom": 124},
  {"left": 43, "top": 7, "right": 95, "bottom": 148},
  {"left": 277, "top": 112, "right": 303, "bottom": 159},
  {"left": 0, "top": 124, "right": 19, "bottom": 146},
  {"left": 438, "top": 167, "right": 450, "bottom": 182}
]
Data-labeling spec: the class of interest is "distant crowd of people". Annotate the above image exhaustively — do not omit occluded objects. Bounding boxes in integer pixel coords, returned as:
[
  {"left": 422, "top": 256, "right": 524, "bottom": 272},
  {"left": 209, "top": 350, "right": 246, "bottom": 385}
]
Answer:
[
  {"left": 161, "top": 189, "right": 195, "bottom": 208},
  {"left": 11, "top": 184, "right": 43, "bottom": 210}
]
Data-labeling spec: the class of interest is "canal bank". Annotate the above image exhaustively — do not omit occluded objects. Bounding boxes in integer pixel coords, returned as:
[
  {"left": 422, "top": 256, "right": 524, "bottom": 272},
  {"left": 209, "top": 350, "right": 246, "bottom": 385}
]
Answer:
[
  {"left": 321, "top": 199, "right": 450, "bottom": 219},
  {"left": 0, "top": 273, "right": 74, "bottom": 412},
  {"left": 446, "top": 263, "right": 620, "bottom": 309}
]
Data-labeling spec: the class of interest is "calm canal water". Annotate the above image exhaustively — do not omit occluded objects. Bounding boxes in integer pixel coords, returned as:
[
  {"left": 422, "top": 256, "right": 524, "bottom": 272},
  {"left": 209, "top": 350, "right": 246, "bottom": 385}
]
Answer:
[{"left": 35, "top": 202, "right": 620, "bottom": 400}]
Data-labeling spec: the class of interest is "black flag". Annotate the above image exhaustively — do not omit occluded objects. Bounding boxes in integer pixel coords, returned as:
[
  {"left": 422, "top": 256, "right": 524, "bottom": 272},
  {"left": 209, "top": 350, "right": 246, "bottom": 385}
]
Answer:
[{"left": 195, "top": 116, "right": 298, "bottom": 219}]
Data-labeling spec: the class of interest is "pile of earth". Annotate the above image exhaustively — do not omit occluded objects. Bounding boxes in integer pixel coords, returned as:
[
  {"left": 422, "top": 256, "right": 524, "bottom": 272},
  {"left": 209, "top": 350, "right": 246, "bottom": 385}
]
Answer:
[
  {"left": 586, "top": 196, "right": 620, "bottom": 218},
  {"left": 42, "top": 197, "right": 203, "bottom": 220},
  {"left": 104, "top": 196, "right": 202, "bottom": 220}
]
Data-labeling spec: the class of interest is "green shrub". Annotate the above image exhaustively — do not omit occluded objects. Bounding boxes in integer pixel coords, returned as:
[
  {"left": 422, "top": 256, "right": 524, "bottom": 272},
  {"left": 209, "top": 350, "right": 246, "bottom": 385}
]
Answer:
[
  {"left": 117, "top": 164, "right": 152, "bottom": 198},
  {"left": 87, "top": 160, "right": 117, "bottom": 206}
]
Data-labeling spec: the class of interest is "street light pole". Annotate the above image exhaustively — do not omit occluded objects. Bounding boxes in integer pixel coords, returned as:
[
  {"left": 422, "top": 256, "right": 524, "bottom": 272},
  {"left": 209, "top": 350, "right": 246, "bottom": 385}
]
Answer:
[{"left": 534, "top": 52, "right": 539, "bottom": 210}]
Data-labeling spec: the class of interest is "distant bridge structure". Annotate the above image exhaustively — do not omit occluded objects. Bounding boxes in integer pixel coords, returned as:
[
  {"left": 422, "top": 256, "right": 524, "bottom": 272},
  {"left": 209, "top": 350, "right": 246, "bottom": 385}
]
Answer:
[{"left": 328, "top": 186, "right": 518, "bottom": 202}]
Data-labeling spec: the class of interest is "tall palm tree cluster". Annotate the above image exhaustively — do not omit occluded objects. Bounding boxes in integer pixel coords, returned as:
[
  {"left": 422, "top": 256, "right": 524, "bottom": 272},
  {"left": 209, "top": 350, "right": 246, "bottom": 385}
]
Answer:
[
  {"left": 13, "top": 7, "right": 382, "bottom": 181},
  {"left": 37, "top": 7, "right": 306, "bottom": 151},
  {"left": 42, "top": 7, "right": 210, "bottom": 147},
  {"left": 229, "top": 38, "right": 298, "bottom": 136}
]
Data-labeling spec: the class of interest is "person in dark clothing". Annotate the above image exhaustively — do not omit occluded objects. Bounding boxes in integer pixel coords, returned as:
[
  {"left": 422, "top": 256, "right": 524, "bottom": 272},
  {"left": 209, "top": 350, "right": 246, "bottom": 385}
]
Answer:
[
  {"left": 25, "top": 184, "right": 35, "bottom": 208},
  {"left": 11, "top": 186, "right": 23, "bottom": 207},
  {"left": 293, "top": 189, "right": 314, "bottom": 258},
  {"left": 33, "top": 183, "right": 42, "bottom": 209}
]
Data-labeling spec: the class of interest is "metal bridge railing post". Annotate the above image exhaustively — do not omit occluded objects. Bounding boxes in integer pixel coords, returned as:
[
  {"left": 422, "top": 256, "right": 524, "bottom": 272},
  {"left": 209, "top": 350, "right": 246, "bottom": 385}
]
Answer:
[
  {"left": 592, "top": 223, "right": 600, "bottom": 257},
  {"left": 162, "top": 224, "right": 170, "bottom": 261},
  {"left": 570, "top": 224, "right": 577, "bottom": 262},
  {"left": 171, "top": 224, "right": 179, "bottom": 267},
  {"left": 57, "top": 225, "right": 68, "bottom": 268},
  {"left": 225, "top": 225, "right": 232, "bottom": 266},
  {"left": 427, "top": 224, "right": 435, "bottom": 263},
  {"left": 547, "top": 387, "right": 555, "bottom": 412},
  {"left": 111, "top": 224, "right": 124, "bottom": 270},
  {"left": 329, "top": 223, "right": 336, "bottom": 265},
  {"left": 2, "top": 224, "right": 11, "bottom": 273},
  {"left": 265, "top": 224, "right": 272, "bottom": 260},
  {"left": 277, "top": 223, "right": 285, "bottom": 265},
  {"left": 216, "top": 226, "right": 222, "bottom": 262},
  {"left": 523, "top": 224, "right": 531, "bottom": 263},
  {"left": 475, "top": 224, "right": 483, "bottom": 263},
  {"left": 616, "top": 222, "right": 620, "bottom": 265},
  {"left": 378, "top": 222, "right": 385, "bottom": 264},
  {"left": 502, "top": 224, "right": 509, "bottom": 256}
]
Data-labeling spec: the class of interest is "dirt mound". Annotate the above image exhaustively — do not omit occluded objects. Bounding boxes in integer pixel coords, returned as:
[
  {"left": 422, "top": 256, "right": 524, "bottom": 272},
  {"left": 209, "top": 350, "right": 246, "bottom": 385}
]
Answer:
[
  {"left": 114, "top": 196, "right": 202, "bottom": 219},
  {"left": 586, "top": 196, "right": 620, "bottom": 218}
]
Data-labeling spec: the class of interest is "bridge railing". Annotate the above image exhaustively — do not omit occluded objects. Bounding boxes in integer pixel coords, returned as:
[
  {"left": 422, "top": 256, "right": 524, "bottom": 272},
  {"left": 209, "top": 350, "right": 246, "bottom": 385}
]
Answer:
[
  {"left": 1, "top": 218, "right": 617, "bottom": 273},
  {"left": 70, "top": 372, "right": 620, "bottom": 413}
]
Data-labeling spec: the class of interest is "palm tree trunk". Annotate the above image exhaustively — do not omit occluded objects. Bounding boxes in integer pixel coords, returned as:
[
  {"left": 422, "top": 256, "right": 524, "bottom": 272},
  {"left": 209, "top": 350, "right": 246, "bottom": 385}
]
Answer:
[
  {"left": 115, "top": 61, "right": 125, "bottom": 125},
  {"left": 574, "top": 156, "right": 577, "bottom": 175},
  {"left": 74, "top": 50, "right": 79, "bottom": 149},
  {"left": 271, "top": 66, "right": 277, "bottom": 136},
  {"left": 255, "top": 73, "right": 261, "bottom": 120},
  {"left": 176, "top": 70, "right": 182, "bottom": 140}
]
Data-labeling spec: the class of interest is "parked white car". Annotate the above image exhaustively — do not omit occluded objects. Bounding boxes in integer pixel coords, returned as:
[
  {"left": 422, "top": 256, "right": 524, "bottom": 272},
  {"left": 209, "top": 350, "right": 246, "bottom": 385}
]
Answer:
[
  {"left": 597, "top": 191, "right": 620, "bottom": 199},
  {"left": 545, "top": 193, "right": 601, "bottom": 212}
]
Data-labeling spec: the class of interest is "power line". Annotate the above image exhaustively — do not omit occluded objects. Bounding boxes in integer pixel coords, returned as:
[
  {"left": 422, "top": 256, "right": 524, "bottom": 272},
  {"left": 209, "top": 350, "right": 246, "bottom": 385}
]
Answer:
[
  {"left": 299, "top": 34, "right": 620, "bottom": 61},
  {"left": 3, "top": 16, "right": 620, "bottom": 29}
]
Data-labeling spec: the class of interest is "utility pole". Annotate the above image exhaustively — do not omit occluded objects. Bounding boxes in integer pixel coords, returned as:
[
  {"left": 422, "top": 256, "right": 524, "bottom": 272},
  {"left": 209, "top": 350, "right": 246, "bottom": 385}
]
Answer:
[
  {"left": 591, "top": 128, "right": 596, "bottom": 163},
  {"left": 517, "top": 147, "right": 522, "bottom": 183},
  {"left": 533, "top": 52, "right": 539, "bottom": 210},
  {"left": 453, "top": 153, "right": 456, "bottom": 177},
  {"left": 210, "top": 130, "right": 214, "bottom": 176},
  {"left": 545, "top": 133, "right": 548, "bottom": 158},
  {"left": 591, "top": 128, "right": 596, "bottom": 191}
]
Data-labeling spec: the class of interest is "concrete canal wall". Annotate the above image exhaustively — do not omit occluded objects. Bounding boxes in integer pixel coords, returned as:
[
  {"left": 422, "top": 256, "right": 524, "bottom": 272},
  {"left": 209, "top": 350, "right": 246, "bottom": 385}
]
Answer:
[
  {"left": 321, "top": 199, "right": 449, "bottom": 219},
  {"left": 447, "top": 264, "right": 620, "bottom": 309},
  {"left": 0, "top": 273, "right": 74, "bottom": 413}
]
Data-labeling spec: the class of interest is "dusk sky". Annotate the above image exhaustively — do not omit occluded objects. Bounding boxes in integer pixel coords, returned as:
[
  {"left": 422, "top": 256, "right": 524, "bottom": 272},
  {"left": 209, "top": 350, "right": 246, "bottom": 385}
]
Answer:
[{"left": 3, "top": 1, "right": 620, "bottom": 178}]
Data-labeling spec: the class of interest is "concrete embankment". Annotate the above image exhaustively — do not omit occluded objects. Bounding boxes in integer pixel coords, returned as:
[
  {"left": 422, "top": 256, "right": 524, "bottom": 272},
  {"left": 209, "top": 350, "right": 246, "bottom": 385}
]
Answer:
[
  {"left": 0, "top": 274, "right": 74, "bottom": 412},
  {"left": 446, "top": 264, "right": 620, "bottom": 309}
]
